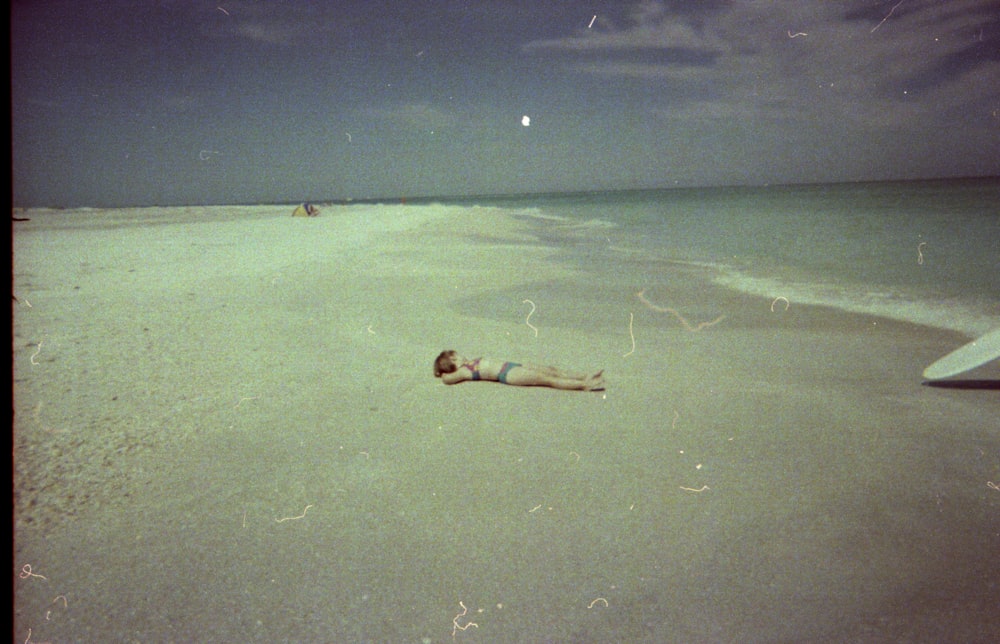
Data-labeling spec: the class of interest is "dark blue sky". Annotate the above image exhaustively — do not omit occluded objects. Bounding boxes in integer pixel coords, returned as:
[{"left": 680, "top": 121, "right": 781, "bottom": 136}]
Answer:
[{"left": 12, "top": 0, "right": 1000, "bottom": 207}]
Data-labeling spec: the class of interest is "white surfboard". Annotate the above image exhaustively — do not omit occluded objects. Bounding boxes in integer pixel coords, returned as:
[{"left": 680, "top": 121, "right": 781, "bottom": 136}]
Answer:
[{"left": 923, "top": 328, "right": 1000, "bottom": 380}]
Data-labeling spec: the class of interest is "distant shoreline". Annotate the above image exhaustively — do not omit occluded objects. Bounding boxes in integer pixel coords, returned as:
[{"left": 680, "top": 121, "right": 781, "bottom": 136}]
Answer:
[{"left": 13, "top": 175, "right": 999, "bottom": 211}]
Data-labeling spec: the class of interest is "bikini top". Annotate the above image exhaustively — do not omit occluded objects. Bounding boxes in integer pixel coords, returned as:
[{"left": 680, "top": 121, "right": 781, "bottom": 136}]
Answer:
[{"left": 462, "top": 358, "right": 482, "bottom": 381}]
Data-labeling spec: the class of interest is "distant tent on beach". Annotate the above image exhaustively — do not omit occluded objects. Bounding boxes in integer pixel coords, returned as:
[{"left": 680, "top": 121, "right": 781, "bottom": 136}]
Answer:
[{"left": 292, "top": 203, "right": 319, "bottom": 217}]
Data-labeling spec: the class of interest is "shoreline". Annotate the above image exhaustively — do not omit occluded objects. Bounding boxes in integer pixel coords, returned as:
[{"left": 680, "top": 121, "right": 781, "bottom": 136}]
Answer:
[{"left": 15, "top": 202, "right": 998, "bottom": 337}]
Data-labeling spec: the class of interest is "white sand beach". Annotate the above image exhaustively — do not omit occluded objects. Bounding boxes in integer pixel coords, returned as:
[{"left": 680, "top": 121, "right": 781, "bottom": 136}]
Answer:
[{"left": 13, "top": 205, "right": 1000, "bottom": 641}]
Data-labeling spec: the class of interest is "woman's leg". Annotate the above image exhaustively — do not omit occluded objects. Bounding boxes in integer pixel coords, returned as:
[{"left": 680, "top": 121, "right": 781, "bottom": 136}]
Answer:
[
  {"left": 526, "top": 364, "right": 590, "bottom": 380},
  {"left": 505, "top": 366, "right": 604, "bottom": 390}
]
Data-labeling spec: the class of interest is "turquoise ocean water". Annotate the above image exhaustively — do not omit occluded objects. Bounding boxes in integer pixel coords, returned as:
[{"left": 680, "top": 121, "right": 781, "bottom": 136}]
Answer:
[{"left": 433, "top": 177, "right": 999, "bottom": 336}]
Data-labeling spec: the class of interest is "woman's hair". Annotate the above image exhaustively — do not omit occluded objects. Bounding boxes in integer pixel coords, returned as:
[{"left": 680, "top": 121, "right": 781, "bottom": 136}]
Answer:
[{"left": 433, "top": 350, "right": 458, "bottom": 377}]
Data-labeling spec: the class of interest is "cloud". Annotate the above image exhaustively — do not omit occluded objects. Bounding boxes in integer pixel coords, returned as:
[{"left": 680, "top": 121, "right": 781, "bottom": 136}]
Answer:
[
  {"left": 359, "top": 102, "right": 458, "bottom": 131},
  {"left": 523, "top": 0, "right": 999, "bottom": 133},
  {"left": 233, "top": 21, "right": 302, "bottom": 45},
  {"left": 209, "top": 1, "right": 338, "bottom": 46},
  {"left": 567, "top": 60, "right": 711, "bottom": 82},
  {"left": 523, "top": 0, "right": 722, "bottom": 54}
]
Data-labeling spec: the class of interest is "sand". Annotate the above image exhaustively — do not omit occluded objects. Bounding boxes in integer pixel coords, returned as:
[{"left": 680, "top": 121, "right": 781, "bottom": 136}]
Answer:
[{"left": 13, "top": 204, "right": 1000, "bottom": 642}]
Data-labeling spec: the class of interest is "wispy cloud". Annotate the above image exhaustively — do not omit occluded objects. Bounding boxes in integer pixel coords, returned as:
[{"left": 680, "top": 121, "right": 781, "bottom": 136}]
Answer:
[
  {"left": 359, "top": 102, "right": 458, "bottom": 131},
  {"left": 233, "top": 22, "right": 303, "bottom": 45},
  {"left": 523, "top": 1, "right": 726, "bottom": 55},
  {"left": 210, "top": 1, "right": 337, "bottom": 46},
  {"left": 523, "top": 0, "right": 998, "bottom": 131}
]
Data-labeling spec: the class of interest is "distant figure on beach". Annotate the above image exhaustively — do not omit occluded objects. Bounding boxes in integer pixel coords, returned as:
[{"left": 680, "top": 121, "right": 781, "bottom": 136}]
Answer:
[
  {"left": 433, "top": 350, "right": 604, "bottom": 391},
  {"left": 292, "top": 203, "right": 319, "bottom": 217}
]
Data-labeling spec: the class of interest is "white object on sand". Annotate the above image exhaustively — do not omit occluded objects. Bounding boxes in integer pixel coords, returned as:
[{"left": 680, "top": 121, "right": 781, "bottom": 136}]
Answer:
[{"left": 923, "top": 328, "right": 1000, "bottom": 380}]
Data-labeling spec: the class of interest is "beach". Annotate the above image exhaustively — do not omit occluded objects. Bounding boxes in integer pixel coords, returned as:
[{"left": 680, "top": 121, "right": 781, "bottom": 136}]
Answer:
[{"left": 13, "top": 203, "right": 1000, "bottom": 642}]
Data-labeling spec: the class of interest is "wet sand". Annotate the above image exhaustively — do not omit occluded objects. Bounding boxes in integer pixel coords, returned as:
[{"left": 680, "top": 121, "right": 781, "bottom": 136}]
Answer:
[{"left": 13, "top": 205, "right": 1000, "bottom": 642}]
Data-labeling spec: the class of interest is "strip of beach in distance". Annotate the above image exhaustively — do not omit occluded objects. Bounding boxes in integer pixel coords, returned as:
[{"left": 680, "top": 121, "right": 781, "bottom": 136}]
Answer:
[{"left": 13, "top": 200, "right": 1000, "bottom": 642}]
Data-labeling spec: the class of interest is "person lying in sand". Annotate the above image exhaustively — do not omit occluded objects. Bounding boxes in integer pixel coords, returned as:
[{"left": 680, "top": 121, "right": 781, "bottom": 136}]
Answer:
[{"left": 433, "top": 350, "right": 604, "bottom": 391}]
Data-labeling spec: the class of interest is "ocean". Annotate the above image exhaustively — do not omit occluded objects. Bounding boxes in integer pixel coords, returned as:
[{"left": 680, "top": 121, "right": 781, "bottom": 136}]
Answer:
[{"left": 434, "top": 177, "right": 1000, "bottom": 337}]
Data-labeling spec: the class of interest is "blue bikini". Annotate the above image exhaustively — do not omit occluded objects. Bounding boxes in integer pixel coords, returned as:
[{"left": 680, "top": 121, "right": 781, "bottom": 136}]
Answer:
[
  {"left": 462, "top": 359, "right": 482, "bottom": 381},
  {"left": 462, "top": 359, "right": 520, "bottom": 383},
  {"left": 497, "top": 361, "right": 521, "bottom": 384}
]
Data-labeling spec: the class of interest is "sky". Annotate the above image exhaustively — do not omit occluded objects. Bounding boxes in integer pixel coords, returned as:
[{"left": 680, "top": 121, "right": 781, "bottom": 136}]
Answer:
[{"left": 11, "top": 0, "right": 1000, "bottom": 207}]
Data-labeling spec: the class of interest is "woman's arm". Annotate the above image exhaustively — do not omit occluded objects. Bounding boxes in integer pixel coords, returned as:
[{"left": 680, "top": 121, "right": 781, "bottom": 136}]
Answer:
[{"left": 440, "top": 370, "right": 469, "bottom": 385}]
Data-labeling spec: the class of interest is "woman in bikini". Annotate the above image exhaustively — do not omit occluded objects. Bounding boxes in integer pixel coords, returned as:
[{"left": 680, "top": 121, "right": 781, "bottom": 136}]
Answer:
[{"left": 433, "top": 350, "right": 604, "bottom": 391}]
